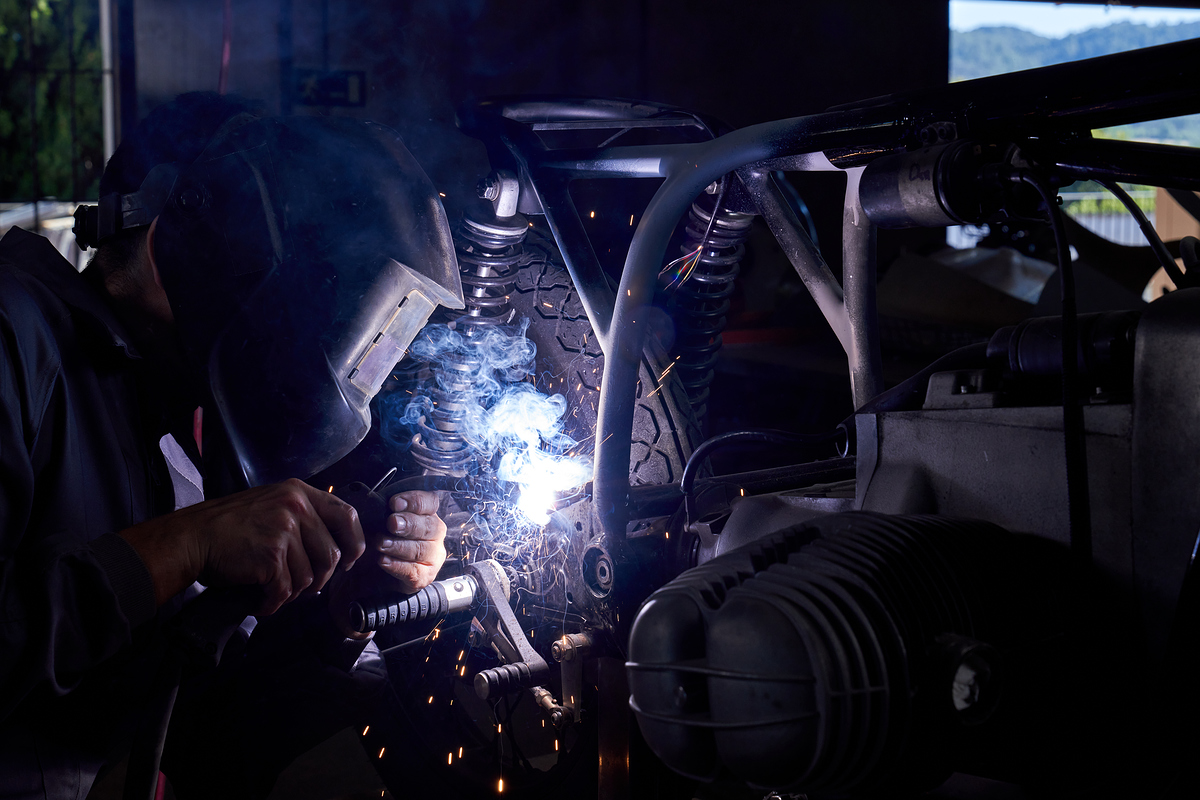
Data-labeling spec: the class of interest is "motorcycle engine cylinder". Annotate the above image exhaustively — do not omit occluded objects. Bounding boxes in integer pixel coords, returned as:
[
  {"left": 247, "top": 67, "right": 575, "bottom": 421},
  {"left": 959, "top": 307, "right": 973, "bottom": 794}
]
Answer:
[{"left": 627, "top": 511, "right": 1077, "bottom": 794}]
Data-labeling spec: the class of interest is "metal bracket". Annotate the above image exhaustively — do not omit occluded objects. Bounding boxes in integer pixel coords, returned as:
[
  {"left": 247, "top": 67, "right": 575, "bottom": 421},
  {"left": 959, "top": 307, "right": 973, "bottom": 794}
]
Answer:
[{"left": 471, "top": 560, "right": 551, "bottom": 699}]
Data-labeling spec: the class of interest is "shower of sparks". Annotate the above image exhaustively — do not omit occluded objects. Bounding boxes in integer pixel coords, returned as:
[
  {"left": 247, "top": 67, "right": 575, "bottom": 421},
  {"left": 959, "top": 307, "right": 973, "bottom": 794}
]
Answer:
[{"left": 378, "top": 319, "right": 596, "bottom": 627}]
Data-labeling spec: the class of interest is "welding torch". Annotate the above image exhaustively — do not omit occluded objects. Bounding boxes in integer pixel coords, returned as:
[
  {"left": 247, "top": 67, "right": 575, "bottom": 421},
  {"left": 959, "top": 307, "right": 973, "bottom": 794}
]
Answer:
[{"left": 346, "top": 558, "right": 508, "bottom": 634}]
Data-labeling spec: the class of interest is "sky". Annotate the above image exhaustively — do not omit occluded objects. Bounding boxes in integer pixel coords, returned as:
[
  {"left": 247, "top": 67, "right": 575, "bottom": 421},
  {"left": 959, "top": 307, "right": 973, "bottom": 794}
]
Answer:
[{"left": 950, "top": 1, "right": 1200, "bottom": 37}]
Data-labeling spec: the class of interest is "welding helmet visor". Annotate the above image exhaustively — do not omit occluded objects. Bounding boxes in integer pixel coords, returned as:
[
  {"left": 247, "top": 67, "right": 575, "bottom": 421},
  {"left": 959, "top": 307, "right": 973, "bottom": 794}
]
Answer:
[{"left": 153, "top": 116, "right": 464, "bottom": 486}]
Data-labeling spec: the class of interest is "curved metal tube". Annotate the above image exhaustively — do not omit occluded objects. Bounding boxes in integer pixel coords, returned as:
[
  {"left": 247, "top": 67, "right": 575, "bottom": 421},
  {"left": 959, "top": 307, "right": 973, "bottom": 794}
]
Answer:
[
  {"left": 587, "top": 108, "right": 901, "bottom": 536},
  {"left": 841, "top": 166, "right": 883, "bottom": 407}
]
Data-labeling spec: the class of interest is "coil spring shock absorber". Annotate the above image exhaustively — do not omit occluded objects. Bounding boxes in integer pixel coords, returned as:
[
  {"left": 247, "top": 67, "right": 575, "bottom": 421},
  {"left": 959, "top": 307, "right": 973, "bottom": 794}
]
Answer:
[
  {"left": 454, "top": 212, "right": 529, "bottom": 330},
  {"left": 406, "top": 207, "right": 533, "bottom": 476},
  {"left": 668, "top": 197, "right": 754, "bottom": 424}
]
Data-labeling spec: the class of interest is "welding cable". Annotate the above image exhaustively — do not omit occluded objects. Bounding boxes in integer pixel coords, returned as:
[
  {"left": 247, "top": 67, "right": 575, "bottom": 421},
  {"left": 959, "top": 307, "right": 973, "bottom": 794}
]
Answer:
[
  {"left": 1101, "top": 179, "right": 1187, "bottom": 288},
  {"left": 375, "top": 474, "right": 468, "bottom": 496},
  {"left": 1019, "top": 172, "right": 1093, "bottom": 570},
  {"left": 680, "top": 428, "right": 843, "bottom": 522}
]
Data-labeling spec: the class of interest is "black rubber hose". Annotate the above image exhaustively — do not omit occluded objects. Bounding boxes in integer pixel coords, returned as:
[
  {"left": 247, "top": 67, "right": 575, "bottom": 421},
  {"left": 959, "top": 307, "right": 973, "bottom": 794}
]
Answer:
[
  {"left": 1101, "top": 179, "right": 1186, "bottom": 288},
  {"left": 123, "top": 654, "right": 182, "bottom": 800},
  {"left": 680, "top": 429, "right": 842, "bottom": 522},
  {"left": 853, "top": 342, "right": 990, "bottom": 418},
  {"left": 1021, "top": 172, "right": 1092, "bottom": 570}
]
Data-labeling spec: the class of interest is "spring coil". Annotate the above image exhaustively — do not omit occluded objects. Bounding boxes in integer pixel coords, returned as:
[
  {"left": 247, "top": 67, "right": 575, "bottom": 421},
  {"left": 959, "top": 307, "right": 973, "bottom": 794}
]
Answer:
[
  {"left": 669, "top": 200, "right": 754, "bottom": 423},
  {"left": 406, "top": 211, "right": 532, "bottom": 476},
  {"left": 453, "top": 214, "right": 529, "bottom": 330}
]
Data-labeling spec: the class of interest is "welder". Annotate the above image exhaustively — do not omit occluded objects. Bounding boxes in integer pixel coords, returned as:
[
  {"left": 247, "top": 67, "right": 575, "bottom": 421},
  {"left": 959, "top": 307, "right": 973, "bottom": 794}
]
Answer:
[{"left": 0, "top": 92, "right": 464, "bottom": 798}]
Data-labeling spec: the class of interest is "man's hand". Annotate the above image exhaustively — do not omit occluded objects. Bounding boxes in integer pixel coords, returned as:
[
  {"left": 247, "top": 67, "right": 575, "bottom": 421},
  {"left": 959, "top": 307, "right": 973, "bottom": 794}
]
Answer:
[
  {"left": 324, "top": 489, "right": 447, "bottom": 638},
  {"left": 377, "top": 490, "right": 447, "bottom": 594},
  {"left": 119, "top": 478, "right": 366, "bottom": 615}
]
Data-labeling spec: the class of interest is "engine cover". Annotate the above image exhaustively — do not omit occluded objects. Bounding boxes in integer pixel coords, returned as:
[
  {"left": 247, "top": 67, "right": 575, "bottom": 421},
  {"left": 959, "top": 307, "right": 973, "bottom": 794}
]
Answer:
[{"left": 627, "top": 512, "right": 1100, "bottom": 795}]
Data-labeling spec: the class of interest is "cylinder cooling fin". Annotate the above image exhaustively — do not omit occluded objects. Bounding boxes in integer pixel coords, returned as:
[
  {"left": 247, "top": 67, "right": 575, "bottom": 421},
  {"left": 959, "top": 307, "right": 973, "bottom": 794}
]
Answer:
[{"left": 627, "top": 512, "right": 1087, "bottom": 795}]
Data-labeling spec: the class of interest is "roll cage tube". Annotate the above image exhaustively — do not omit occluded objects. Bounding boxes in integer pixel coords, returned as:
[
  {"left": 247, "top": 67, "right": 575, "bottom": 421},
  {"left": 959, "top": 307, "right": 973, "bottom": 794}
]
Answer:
[{"left": 456, "top": 39, "right": 1200, "bottom": 540}]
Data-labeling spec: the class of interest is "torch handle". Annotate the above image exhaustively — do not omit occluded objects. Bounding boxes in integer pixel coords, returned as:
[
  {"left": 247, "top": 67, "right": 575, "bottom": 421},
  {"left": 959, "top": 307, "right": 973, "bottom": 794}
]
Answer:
[{"left": 348, "top": 573, "right": 479, "bottom": 633}]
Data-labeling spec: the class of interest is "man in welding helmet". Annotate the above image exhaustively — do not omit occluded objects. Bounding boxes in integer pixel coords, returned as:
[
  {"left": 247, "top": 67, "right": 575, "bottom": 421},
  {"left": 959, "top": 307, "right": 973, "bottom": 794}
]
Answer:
[{"left": 0, "top": 92, "right": 463, "bottom": 797}]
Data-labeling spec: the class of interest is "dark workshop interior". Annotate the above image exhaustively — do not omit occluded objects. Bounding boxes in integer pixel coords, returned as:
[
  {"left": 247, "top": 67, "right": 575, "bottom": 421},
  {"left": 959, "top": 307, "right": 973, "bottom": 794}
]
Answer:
[{"left": 5, "top": 1, "right": 1200, "bottom": 798}]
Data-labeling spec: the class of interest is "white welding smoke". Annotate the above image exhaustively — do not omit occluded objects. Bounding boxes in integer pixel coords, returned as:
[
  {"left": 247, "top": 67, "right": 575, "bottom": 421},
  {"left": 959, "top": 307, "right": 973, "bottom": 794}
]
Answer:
[{"left": 388, "top": 318, "right": 591, "bottom": 525}]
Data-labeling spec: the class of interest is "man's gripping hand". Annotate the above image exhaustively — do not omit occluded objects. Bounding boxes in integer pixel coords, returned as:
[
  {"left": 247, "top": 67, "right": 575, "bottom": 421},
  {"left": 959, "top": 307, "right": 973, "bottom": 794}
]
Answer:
[
  {"left": 323, "top": 488, "right": 447, "bottom": 639},
  {"left": 377, "top": 490, "right": 447, "bottom": 594},
  {"left": 119, "top": 478, "right": 366, "bottom": 615}
]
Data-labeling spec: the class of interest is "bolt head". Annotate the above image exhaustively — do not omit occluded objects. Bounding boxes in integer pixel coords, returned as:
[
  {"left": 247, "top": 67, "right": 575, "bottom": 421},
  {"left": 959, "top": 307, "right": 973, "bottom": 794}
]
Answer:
[{"left": 477, "top": 174, "right": 500, "bottom": 201}]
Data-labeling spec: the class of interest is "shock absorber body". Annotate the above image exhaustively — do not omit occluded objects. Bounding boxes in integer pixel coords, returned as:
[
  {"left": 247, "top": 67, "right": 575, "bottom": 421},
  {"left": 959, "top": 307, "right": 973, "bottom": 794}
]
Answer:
[
  {"left": 668, "top": 198, "right": 754, "bottom": 425},
  {"left": 405, "top": 207, "right": 533, "bottom": 477}
]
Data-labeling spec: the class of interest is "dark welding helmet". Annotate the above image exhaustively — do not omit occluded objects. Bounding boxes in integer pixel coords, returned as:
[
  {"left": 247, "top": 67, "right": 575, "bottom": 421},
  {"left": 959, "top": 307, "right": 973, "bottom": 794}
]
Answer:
[{"left": 80, "top": 115, "right": 464, "bottom": 485}]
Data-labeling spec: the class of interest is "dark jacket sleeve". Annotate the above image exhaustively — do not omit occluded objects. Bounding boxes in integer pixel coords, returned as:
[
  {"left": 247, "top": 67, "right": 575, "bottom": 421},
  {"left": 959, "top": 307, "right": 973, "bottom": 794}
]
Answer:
[
  {"left": 162, "top": 596, "right": 387, "bottom": 800},
  {"left": 0, "top": 275, "right": 156, "bottom": 721}
]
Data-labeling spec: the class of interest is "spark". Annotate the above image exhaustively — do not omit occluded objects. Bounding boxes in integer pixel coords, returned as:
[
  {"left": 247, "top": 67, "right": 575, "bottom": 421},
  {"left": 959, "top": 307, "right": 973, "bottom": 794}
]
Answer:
[
  {"left": 362, "top": 725, "right": 370, "bottom": 736},
  {"left": 439, "top": 192, "right": 446, "bottom": 197},
  {"left": 458, "top": 650, "right": 465, "bottom": 661},
  {"left": 327, "top": 486, "right": 333, "bottom": 492},
  {"left": 428, "top": 695, "right": 434, "bottom": 704},
  {"left": 498, "top": 778, "right": 505, "bottom": 793},
  {"left": 554, "top": 740, "right": 559, "bottom": 751},
  {"left": 459, "top": 747, "right": 464, "bottom": 758},
  {"left": 626, "top": 289, "right": 631, "bottom": 296},
  {"left": 629, "top": 214, "right": 634, "bottom": 226},
  {"left": 378, "top": 747, "right": 386, "bottom": 759},
  {"left": 498, "top": 724, "right": 502, "bottom": 733},
  {"left": 740, "top": 488, "right": 745, "bottom": 496},
  {"left": 589, "top": 210, "right": 595, "bottom": 218},
  {"left": 448, "top": 752, "right": 453, "bottom": 765}
]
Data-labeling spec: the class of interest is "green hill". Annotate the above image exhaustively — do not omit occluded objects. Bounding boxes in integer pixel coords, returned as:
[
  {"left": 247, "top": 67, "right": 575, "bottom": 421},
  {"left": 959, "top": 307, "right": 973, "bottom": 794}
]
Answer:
[
  {"left": 951, "top": 22, "right": 1200, "bottom": 144},
  {"left": 951, "top": 21, "right": 1200, "bottom": 81}
]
